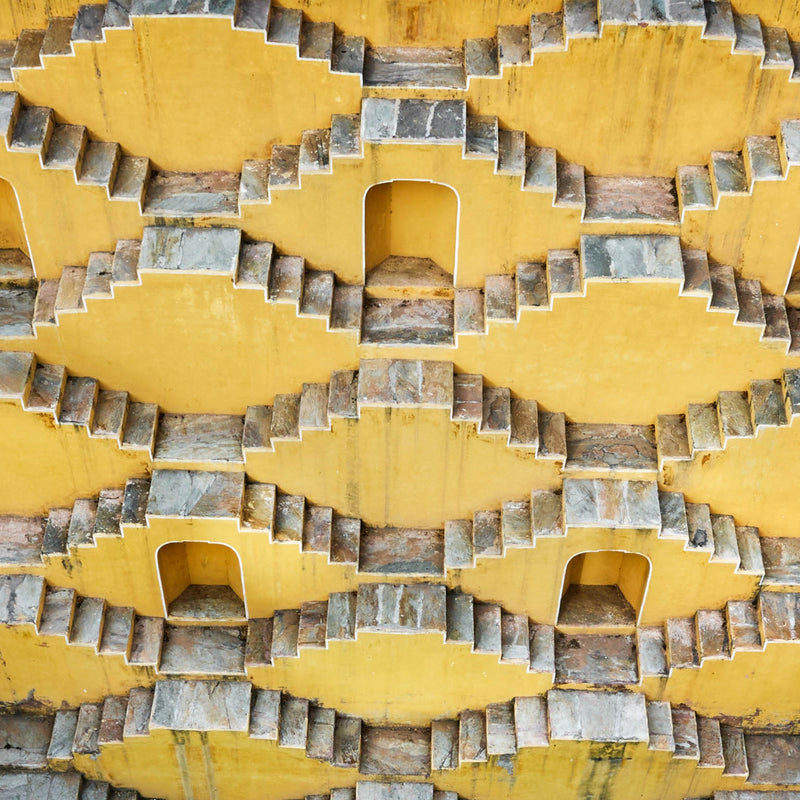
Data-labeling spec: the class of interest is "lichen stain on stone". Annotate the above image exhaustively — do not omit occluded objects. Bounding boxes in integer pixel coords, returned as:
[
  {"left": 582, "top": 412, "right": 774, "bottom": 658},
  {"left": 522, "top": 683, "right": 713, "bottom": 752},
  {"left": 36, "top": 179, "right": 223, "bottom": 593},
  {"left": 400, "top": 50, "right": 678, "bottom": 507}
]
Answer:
[{"left": 494, "top": 752, "right": 515, "bottom": 776}]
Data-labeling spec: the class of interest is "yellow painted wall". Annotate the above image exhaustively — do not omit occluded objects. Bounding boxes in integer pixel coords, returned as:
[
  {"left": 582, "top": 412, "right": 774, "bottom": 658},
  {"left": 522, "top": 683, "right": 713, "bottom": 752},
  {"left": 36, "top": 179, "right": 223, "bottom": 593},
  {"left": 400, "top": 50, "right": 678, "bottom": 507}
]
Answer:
[
  {"left": 2, "top": 279, "right": 796, "bottom": 424},
  {"left": 664, "top": 418, "right": 800, "bottom": 539},
  {"left": 12, "top": 20, "right": 362, "bottom": 172}
]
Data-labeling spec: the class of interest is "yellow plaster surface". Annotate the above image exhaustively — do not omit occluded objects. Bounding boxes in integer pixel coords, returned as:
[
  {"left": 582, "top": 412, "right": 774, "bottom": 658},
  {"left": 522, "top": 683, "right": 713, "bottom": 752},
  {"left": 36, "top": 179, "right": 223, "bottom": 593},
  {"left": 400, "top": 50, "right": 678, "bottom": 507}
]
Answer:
[{"left": 664, "top": 418, "right": 800, "bottom": 538}]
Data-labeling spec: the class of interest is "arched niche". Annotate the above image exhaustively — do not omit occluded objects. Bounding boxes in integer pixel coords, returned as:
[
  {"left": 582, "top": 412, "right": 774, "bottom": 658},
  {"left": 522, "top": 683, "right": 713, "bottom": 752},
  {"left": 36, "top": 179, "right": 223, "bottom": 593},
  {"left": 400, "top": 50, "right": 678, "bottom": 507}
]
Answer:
[
  {"left": 557, "top": 550, "right": 651, "bottom": 629},
  {"left": 363, "top": 179, "right": 459, "bottom": 284},
  {"left": 0, "top": 177, "right": 31, "bottom": 278},
  {"left": 156, "top": 541, "right": 246, "bottom": 622}
]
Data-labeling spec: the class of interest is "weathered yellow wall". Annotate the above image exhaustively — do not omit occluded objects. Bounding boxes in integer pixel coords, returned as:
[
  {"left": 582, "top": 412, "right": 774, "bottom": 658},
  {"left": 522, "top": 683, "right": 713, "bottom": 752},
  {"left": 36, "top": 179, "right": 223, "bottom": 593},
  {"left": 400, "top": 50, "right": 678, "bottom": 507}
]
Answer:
[
  {"left": 664, "top": 418, "right": 800, "bottom": 538},
  {"left": 2, "top": 280, "right": 796, "bottom": 423},
  {"left": 12, "top": 20, "right": 362, "bottom": 172}
]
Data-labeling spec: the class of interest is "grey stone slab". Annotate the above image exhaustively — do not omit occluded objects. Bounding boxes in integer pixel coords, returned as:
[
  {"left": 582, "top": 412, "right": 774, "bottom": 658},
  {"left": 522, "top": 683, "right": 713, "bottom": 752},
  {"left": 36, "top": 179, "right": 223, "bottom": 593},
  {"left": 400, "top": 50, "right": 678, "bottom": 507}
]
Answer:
[
  {"left": 445, "top": 591, "right": 474, "bottom": 643},
  {"left": 525, "top": 147, "right": 557, "bottom": 191},
  {"left": 112, "top": 155, "right": 150, "bottom": 201},
  {"left": 555, "top": 632, "right": 638, "bottom": 685},
  {"left": 0, "top": 351, "right": 34, "bottom": 398},
  {"left": 501, "top": 500, "right": 532, "bottom": 548},
  {"left": 298, "top": 601, "right": 328, "bottom": 649},
  {"left": 278, "top": 694, "right": 309, "bottom": 748},
  {"left": 452, "top": 373, "right": 483, "bottom": 421},
  {"left": 638, "top": 627, "right": 668, "bottom": 676},
  {"left": 300, "top": 272, "right": 334, "bottom": 318},
  {"left": 331, "top": 517, "right": 360, "bottom": 564},
  {"left": 498, "top": 24, "right": 530, "bottom": 64},
  {"left": 249, "top": 689, "right": 280, "bottom": 739},
  {"left": 696, "top": 609, "right": 729, "bottom": 661},
  {"left": 69, "top": 596, "right": 104, "bottom": 647},
  {"left": 733, "top": 12, "right": 764, "bottom": 54},
  {"left": 501, "top": 612, "right": 529, "bottom": 662},
  {"left": 26, "top": 363, "right": 66, "bottom": 414},
  {"left": 666, "top": 617, "right": 699, "bottom": 668},
  {"left": 760, "top": 592, "right": 800, "bottom": 642},
  {"left": 362, "top": 297, "right": 454, "bottom": 345},
  {"left": 301, "top": 504, "right": 331, "bottom": 553},
  {"left": 677, "top": 165, "right": 714, "bottom": 209},
  {"left": 530, "top": 624, "right": 555, "bottom": 673},
  {"left": 0, "top": 771, "right": 83, "bottom": 798},
  {"left": 486, "top": 701, "right": 516, "bottom": 755},
  {"left": 431, "top": 719, "right": 459, "bottom": 769},
  {"left": 459, "top": 710, "right": 487, "bottom": 762},
  {"left": 0, "top": 285, "right": 35, "bottom": 337},
  {"left": 465, "top": 115, "right": 498, "bottom": 159},
  {"left": 267, "top": 6, "right": 302, "bottom": 43},
  {"left": 78, "top": 141, "right": 119, "bottom": 187},
  {"left": 0, "top": 516, "right": 44, "bottom": 565},
  {"left": 687, "top": 403, "right": 723, "bottom": 451},
  {"left": 360, "top": 527, "right": 443, "bottom": 576},
  {"left": 584, "top": 176, "right": 679, "bottom": 222},
  {"left": 98, "top": 695, "right": 129, "bottom": 745},
  {"left": 720, "top": 725, "right": 749, "bottom": 777},
  {"left": 46, "top": 709, "right": 79, "bottom": 761},
  {"left": 123, "top": 687, "right": 154, "bottom": 737},
  {"left": 671, "top": 707, "right": 699, "bottom": 759},
  {"left": 454, "top": 289, "right": 484, "bottom": 334},
  {"left": 781, "top": 120, "right": 800, "bottom": 165},
  {"left": 361, "top": 726, "right": 430, "bottom": 775},
  {"left": 473, "top": 602, "right": 501, "bottom": 653},
  {"left": 10, "top": 105, "right": 51, "bottom": 151},
  {"left": 0, "top": 573, "right": 44, "bottom": 624},
  {"left": 515, "top": 696, "right": 548, "bottom": 748},
  {"left": 99, "top": 605, "right": 134, "bottom": 655},
  {"left": 751, "top": 378, "right": 787, "bottom": 428},
  {"left": 711, "top": 151, "right": 748, "bottom": 194},
  {"left": 139, "top": 227, "right": 241, "bottom": 274},
  {"left": 563, "top": 478, "right": 660, "bottom": 527},
  {"left": 531, "top": 489, "right": 564, "bottom": 537},
  {"left": 681, "top": 248, "right": 711, "bottom": 295},
  {"left": 746, "top": 135, "right": 783, "bottom": 179},
  {"left": 269, "top": 145, "right": 300, "bottom": 188},
  {"left": 245, "top": 618, "right": 273, "bottom": 668},
  {"left": 330, "top": 286, "right": 363, "bottom": 332},
  {"left": 516, "top": 262, "right": 548, "bottom": 308},
  {"left": 472, "top": 510, "right": 502, "bottom": 557},
  {"left": 122, "top": 403, "right": 158, "bottom": 451},
  {"left": 147, "top": 470, "right": 244, "bottom": 517},
  {"left": 300, "top": 22, "right": 334, "bottom": 61},
  {"left": 686, "top": 503, "right": 714, "bottom": 551},
  {"left": 599, "top": 0, "right": 638, "bottom": 24},
  {"left": 358, "top": 360, "right": 452, "bottom": 408},
  {"left": 530, "top": 12, "right": 564, "bottom": 50},
  {"left": 647, "top": 701, "right": 674, "bottom": 751},
  {"left": 566, "top": 423, "right": 658, "bottom": 471},
  {"left": 326, "top": 592, "right": 357, "bottom": 640},
  {"left": 271, "top": 608, "right": 300, "bottom": 657},
  {"left": 364, "top": 47, "right": 465, "bottom": 89},
  {"left": 547, "top": 250, "right": 581, "bottom": 296},
  {"left": 331, "top": 113, "right": 361, "bottom": 157},
  {"left": 38, "top": 586, "right": 74, "bottom": 638},
  {"left": 548, "top": 689, "right": 648, "bottom": 742},
  {"left": 305, "top": 705, "right": 335, "bottom": 760},
  {"left": 357, "top": 783, "right": 434, "bottom": 800},
  {"left": 510, "top": 399, "right": 540, "bottom": 447},
  {"left": 555, "top": 161, "right": 585, "bottom": 206},
  {"left": 717, "top": 391, "right": 754, "bottom": 438},
  {"left": 72, "top": 703, "right": 102, "bottom": 755},
  {"left": 727, "top": 600, "right": 762, "bottom": 651},
  {"left": 154, "top": 414, "right": 244, "bottom": 463},
  {"left": 0, "top": 715, "right": 53, "bottom": 768},
  {"left": 150, "top": 680, "right": 251, "bottom": 731},
  {"left": 485, "top": 274, "right": 516, "bottom": 320},
  {"left": 160, "top": 624, "right": 246, "bottom": 674},
  {"left": 331, "top": 33, "right": 365, "bottom": 75},
  {"left": 710, "top": 514, "right": 739, "bottom": 564},
  {"left": 239, "top": 160, "right": 270, "bottom": 203},
  {"left": 356, "top": 583, "right": 446, "bottom": 633},
  {"left": 242, "top": 405, "right": 272, "bottom": 451},
  {"left": 658, "top": 491, "right": 688, "bottom": 539},
  {"left": 761, "top": 538, "right": 800, "bottom": 585},
  {"left": 582, "top": 235, "right": 683, "bottom": 281},
  {"left": 497, "top": 128, "right": 526, "bottom": 174},
  {"left": 464, "top": 38, "right": 498, "bottom": 76},
  {"left": 236, "top": 241, "right": 273, "bottom": 289}
]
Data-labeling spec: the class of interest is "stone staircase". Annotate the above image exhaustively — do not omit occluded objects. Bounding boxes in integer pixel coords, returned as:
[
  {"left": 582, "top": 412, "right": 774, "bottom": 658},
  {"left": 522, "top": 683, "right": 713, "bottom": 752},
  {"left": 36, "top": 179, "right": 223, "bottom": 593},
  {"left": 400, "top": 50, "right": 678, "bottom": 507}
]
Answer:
[
  {"left": 0, "top": 0, "right": 365, "bottom": 85},
  {"left": 3, "top": 88, "right": 800, "bottom": 237},
  {"left": 2, "top": 351, "right": 799, "bottom": 474},
  {"left": 1, "top": 0, "right": 799, "bottom": 94},
  {"left": 2, "top": 227, "right": 800, "bottom": 353},
  {"left": 2, "top": 570, "right": 799, "bottom": 689},
  {"left": 0, "top": 768, "right": 164, "bottom": 799},
  {"left": 1, "top": 680, "right": 797, "bottom": 783},
  {"left": 0, "top": 472, "right": 774, "bottom": 582}
]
